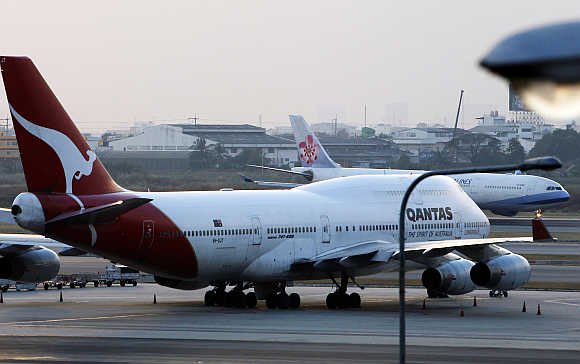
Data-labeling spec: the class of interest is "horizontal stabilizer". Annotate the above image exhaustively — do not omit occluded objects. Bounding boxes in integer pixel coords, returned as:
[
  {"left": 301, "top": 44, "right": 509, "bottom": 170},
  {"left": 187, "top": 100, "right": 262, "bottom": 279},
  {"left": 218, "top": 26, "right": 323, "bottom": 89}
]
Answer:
[{"left": 46, "top": 198, "right": 152, "bottom": 225}]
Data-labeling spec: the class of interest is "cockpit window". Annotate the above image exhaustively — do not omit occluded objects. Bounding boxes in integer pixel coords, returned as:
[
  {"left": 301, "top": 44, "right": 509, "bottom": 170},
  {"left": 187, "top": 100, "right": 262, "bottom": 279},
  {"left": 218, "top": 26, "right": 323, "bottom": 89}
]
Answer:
[{"left": 547, "top": 186, "right": 563, "bottom": 191}]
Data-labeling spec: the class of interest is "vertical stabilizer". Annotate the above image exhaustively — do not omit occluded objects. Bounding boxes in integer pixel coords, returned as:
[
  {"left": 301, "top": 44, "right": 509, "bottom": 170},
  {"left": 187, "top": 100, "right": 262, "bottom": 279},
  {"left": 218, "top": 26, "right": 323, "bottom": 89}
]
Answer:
[
  {"left": 0, "top": 56, "right": 121, "bottom": 195},
  {"left": 289, "top": 115, "right": 339, "bottom": 168}
]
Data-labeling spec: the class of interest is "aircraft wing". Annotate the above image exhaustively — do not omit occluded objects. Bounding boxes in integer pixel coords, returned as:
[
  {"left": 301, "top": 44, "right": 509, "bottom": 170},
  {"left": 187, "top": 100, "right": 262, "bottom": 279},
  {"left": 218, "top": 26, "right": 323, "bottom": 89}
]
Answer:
[
  {"left": 241, "top": 174, "right": 304, "bottom": 188},
  {"left": 247, "top": 164, "right": 313, "bottom": 181},
  {"left": 0, "top": 233, "right": 70, "bottom": 256},
  {"left": 293, "top": 236, "right": 533, "bottom": 272},
  {"left": 0, "top": 208, "right": 16, "bottom": 224}
]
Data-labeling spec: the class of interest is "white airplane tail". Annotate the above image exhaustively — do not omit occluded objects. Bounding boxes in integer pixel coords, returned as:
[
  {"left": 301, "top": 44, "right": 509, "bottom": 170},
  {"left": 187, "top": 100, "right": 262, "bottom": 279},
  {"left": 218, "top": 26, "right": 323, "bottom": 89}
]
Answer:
[{"left": 289, "top": 115, "right": 339, "bottom": 168}]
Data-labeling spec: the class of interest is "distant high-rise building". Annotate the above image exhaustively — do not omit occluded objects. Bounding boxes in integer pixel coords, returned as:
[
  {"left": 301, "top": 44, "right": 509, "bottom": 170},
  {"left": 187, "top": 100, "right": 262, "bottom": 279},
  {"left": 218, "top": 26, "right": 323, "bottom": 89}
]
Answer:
[{"left": 384, "top": 102, "right": 408, "bottom": 125}]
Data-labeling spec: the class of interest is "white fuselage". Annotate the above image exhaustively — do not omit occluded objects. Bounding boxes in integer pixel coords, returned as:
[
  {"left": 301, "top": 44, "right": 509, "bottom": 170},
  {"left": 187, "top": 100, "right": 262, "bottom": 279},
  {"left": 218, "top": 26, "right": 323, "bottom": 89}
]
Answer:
[
  {"left": 142, "top": 175, "right": 489, "bottom": 282},
  {"left": 292, "top": 167, "right": 569, "bottom": 216}
]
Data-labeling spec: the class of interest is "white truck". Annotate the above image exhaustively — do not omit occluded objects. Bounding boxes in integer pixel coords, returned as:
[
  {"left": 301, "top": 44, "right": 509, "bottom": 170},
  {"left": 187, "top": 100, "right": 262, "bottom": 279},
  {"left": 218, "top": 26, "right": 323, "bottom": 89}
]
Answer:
[{"left": 94, "top": 265, "right": 140, "bottom": 287}]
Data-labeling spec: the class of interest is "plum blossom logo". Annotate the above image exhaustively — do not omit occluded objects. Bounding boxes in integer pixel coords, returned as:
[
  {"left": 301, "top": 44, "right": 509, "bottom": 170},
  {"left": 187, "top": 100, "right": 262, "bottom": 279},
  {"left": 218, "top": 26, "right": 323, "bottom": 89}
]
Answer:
[{"left": 299, "top": 135, "right": 320, "bottom": 164}]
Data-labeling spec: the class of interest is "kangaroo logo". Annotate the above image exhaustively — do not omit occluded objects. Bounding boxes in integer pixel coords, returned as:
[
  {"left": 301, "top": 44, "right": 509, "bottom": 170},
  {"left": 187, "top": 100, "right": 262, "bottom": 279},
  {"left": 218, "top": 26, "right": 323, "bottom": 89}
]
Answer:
[
  {"left": 298, "top": 135, "right": 321, "bottom": 165},
  {"left": 10, "top": 105, "right": 97, "bottom": 194}
]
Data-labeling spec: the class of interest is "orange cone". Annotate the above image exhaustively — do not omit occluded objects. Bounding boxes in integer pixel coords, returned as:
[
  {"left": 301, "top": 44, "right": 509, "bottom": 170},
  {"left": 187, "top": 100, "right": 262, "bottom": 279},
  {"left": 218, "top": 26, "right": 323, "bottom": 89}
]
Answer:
[
  {"left": 473, "top": 296, "right": 477, "bottom": 307},
  {"left": 522, "top": 301, "right": 526, "bottom": 312},
  {"left": 460, "top": 308, "right": 464, "bottom": 317},
  {"left": 422, "top": 299, "right": 426, "bottom": 310},
  {"left": 537, "top": 304, "right": 541, "bottom": 316}
]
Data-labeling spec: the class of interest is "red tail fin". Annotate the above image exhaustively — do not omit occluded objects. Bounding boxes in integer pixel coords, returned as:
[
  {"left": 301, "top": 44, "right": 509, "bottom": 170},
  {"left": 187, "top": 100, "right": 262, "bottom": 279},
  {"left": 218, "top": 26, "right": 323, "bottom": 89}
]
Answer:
[{"left": 0, "top": 56, "right": 121, "bottom": 195}]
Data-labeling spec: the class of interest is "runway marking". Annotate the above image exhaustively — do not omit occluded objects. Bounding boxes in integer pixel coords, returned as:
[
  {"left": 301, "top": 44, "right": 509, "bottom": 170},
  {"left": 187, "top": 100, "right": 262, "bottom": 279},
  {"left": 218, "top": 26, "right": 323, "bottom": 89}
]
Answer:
[
  {"left": 1, "top": 313, "right": 160, "bottom": 326},
  {"left": 0, "top": 356, "right": 57, "bottom": 361},
  {"left": 545, "top": 298, "right": 580, "bottom": 307}
]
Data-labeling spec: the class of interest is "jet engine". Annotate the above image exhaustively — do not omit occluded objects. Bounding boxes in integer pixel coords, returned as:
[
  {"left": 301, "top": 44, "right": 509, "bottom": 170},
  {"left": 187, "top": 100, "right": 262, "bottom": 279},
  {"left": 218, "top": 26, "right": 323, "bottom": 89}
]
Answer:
[
  {"left": 421, "top": 258, "right": 476, "bottom": 295},
  {"left": 470, "top": 254, "right": 531, "bottom": 291},
  {"left": 11, "top": 192, "right": 46, "bottom": 234},
  {"left": 154, "top": 275, "right": 208, "bottom": 290},
  {"left": 0, "top": 246, "right": 60, "bottom": 283}
]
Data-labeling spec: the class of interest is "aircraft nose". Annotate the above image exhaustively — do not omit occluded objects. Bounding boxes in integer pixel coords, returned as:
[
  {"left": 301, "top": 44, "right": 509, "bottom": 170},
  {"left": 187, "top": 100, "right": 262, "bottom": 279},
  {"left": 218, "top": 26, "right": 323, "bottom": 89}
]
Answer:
[{"left": 562, "top": 187, "right": 571, "bottom": 201}]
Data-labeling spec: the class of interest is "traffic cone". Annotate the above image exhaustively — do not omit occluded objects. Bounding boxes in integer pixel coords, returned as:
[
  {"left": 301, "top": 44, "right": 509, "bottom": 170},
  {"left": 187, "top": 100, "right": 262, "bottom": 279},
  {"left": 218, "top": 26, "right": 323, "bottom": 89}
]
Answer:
[
  {"left": 460, "top": 308, "right": 464, "bottom": 317},
  {"left": 0, "top": 291, "right": 3, "bottom": 304},
  {"left": 473, "top": 296, "right": 477, "bottom": 307},
  {"left": 153, "top": 293, "right": 157, "bottom": 304},
  {"left": 422, "top": 299, "right": 426, "bottom": 310},
  {"left": 59, "top": 291, "right": 63, "bottom": 303},
  {"left": 537, "top": 304, "right": 542, "bottom": 316},
  {"left": 522, "top": 301, "right": 526, "bottom": 312}
]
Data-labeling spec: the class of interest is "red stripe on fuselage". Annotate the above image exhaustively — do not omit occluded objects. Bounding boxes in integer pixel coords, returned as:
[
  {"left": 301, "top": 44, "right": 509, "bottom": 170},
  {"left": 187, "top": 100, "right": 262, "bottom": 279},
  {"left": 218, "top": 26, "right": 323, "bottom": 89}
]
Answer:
[{"left": 37, "top": 192, "right": 197, "bottom": 280}]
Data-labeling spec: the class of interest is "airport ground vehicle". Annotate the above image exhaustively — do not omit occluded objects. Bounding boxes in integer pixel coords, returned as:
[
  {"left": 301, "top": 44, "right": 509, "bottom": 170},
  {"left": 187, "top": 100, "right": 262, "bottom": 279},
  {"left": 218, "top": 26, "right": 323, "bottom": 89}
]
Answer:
[
  {"left": 94, "top": 265, "right": 139, "bottom": 287},
  {"left": 0, "top": 56, "right": 546, "bottom": 309}
]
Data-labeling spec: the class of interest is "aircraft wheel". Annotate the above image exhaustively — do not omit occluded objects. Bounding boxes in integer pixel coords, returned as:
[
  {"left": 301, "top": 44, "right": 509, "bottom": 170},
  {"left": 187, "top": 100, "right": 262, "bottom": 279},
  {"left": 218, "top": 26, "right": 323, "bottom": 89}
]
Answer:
[
  {"left": 326, "top": 292, "right": 338, "bottom": 309},
  {"left": 288, "top": 293, "right": 300, "bottom": 309},
  {"left": 106, "top": 281, "right": 113, "bottom": 287},
  {"left": 234, "top": 291, "right": 247, "bottom": 308},
  {"left": 120, "top": 280, "right": 126, "bottom": 287},
  {"left": 349, "top": 292, "right": 361, "bottom": 308},
  {"left": 266, "top": 293, "right": 278, "bottom": 309},
  {"left": 224, "top": 290, "right": 236, "bottom": 308},
  {"left": 44, "top": 283, "right": 49, "bottom": 290},
  {"left": 204, "top": 290, "right": 216, "bottom": 306},
  {"left": 70, "top": 282, "right": 75, "bottom": 289},
  {"left": 132, "top": 281, "right": 137, "bottom": 287},
  {"left": 214, "top": 290, "right": 225, "bottom": 306},
  {"left": 503, "top": 291, "right": 508, "bottom": 298},
  {"left": 277, "top": 293, "right": 289, "bottom": 309},
  {"left": 94, "top": 281, "right": 99, "bottom": 288},
  {"left": 56, "top": 283, "right": 63, "bottom": 290},
  {"left": 246, "top": 292, "right": 258, "bottom": 308},
  {"left": 337, "top": 293, "right": 351, "bottom": 309}
]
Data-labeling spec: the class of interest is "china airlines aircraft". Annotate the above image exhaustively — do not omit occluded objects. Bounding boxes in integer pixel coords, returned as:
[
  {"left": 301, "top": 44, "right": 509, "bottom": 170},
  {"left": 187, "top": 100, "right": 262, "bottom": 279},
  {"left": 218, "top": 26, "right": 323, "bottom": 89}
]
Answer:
[
  {"left": 250, "top": 116, "right": 570, "bottom": 217},
  {"left": 1, "top": 56, "right": 542, "bottom": 308}
]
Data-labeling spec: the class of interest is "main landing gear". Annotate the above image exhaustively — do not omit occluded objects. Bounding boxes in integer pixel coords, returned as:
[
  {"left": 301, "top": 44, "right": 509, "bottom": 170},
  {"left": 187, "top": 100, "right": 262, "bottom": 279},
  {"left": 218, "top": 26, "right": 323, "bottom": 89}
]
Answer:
[
  {"left": 204, "top": 282, "right": 258, "bottom": 309},
  {"left": 489, "top": 290, "right": 508, "bottom": 298},
  {"left": 325, "top": 273, "right": 362, "bottom": 309},
  {"left": 265, "top": 281, "right": 301, "bottom": 310}
]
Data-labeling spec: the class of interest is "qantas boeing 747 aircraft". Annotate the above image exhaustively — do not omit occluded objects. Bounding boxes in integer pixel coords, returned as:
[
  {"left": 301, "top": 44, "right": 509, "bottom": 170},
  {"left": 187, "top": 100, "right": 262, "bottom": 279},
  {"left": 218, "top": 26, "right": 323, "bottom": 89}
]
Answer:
[{"left": 0, "top": 57, "right": 542, "bottom": 308}]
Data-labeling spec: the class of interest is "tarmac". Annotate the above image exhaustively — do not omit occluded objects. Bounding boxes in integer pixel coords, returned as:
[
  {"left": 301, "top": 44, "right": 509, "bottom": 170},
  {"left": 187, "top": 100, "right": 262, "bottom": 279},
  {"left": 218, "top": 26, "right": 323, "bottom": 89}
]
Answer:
[{"left": 1, "top": 285, "right": 579, "bottom": 363}]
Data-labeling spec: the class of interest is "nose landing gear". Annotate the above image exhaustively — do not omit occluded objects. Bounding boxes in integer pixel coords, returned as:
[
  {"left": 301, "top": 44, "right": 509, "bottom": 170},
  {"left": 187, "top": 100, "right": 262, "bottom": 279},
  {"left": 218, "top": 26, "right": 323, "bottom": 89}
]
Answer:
[
  {"left": 489, "top": 290, "right": 508, "bottom": 298},
  {"left": 325, "top": 272, "right": 362, "bottom": 309}
]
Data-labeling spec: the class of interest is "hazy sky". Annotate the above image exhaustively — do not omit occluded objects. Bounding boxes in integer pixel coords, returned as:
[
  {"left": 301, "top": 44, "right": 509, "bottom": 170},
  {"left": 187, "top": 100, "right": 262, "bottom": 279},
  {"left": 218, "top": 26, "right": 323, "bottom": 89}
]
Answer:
[{"left": 1, "top": 1, "right": 579, "bottom": 133}]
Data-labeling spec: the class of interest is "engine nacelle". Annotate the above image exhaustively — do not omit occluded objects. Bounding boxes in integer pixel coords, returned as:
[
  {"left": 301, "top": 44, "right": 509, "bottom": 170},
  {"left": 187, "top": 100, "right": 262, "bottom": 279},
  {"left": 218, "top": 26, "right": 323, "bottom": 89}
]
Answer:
[
  {"left": 470, "top": 254, "right": 531, "bottom": 291},
  {"left": 154, "top": 275, "right": 208, "bottom": 290},
  {"left": 11, "top": 192, "right": 45, "bottom": 234},
  {"left": 0, "top": 247, "right": 60, "bottom": 283},
  {"left": 421, "top": 259, "right": 476, "bottom": 295}
]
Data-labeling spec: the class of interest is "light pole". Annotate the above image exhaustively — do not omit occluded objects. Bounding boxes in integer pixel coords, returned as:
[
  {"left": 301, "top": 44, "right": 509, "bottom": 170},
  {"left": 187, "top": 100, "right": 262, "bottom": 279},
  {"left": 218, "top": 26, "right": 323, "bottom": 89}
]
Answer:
[{"left": 398, "top": 156, "right": 561, "bottom": 364}]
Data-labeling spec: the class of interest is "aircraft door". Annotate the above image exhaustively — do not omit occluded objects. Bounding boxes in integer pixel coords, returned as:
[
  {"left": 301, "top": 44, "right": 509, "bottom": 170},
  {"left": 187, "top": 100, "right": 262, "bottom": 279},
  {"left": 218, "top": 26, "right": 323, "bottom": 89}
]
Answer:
[
  {"left": 320, "top": 215, "right": 330, "bottom": 244},
  {"left": 141, "top": 220, "right": 155, "bottom": 248},
  {"left": 251, "top": 216, "right": 262, "bottom": 245}
]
